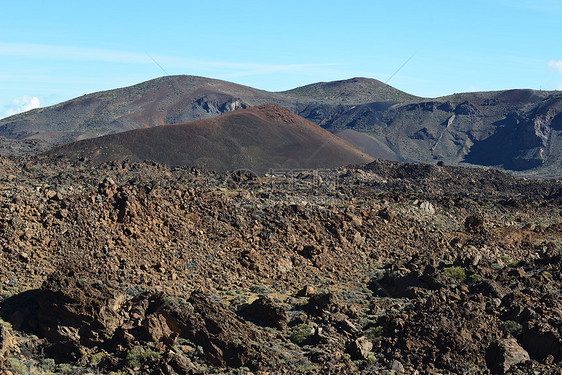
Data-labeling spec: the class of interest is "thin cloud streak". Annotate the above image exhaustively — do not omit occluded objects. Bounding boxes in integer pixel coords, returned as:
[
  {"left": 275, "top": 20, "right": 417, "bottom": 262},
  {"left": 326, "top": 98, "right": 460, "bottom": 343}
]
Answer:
[
  {"left": 0, "top": 42, "right": 341, "bottom": 75},
  {"left": 0, "top": 43, "right": 146, "bottom": 63}
]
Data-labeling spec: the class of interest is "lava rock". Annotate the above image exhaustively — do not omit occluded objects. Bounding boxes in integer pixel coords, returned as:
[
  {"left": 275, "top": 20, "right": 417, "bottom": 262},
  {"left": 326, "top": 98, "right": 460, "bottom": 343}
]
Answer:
[
  {"left": 352, "top": 336, "right": 373, "bottom": 360},
  {"left": 0, "top": 324, "right": 15, "bottom": 367},
  {"left": 485, "top": 337, "right": 530, "bottom": 374},
  {"left": 241, "top": 295, "right": 288, "bottom": 330},
  {"left": 465, "top": 215, "right": 484, "bottom": 231}
]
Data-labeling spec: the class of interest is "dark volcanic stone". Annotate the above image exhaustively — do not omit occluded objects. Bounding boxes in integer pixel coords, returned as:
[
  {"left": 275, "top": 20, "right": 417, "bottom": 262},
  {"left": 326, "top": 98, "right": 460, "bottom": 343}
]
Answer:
[{"left": 241, "top": 296, "right": 288, "bottom": 330}]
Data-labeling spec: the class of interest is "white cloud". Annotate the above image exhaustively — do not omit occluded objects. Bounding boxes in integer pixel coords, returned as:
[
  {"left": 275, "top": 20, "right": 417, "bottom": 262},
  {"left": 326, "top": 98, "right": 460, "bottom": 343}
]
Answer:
[
  {"left": 3, "top": 95, "right": 40, "bottom": 118},
  {"left": 548, "top": 60, "right": 562, "bottom": 74}
]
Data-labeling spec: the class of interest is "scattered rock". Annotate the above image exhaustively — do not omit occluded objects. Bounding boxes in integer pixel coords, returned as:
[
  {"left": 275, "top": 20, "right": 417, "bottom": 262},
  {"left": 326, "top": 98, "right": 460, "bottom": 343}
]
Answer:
[
  {"left": 485, "top": 338, "right": 530, "bottom": 374},
  {"left": 419, "top": 201, "right": 436, "bottom": 215},
  {"left": 377, "top": 207, "right": 395, "bottom": 221},
  {"left": 298, "top": 285, "right": 316, "bottom": 297},
  {"left": 352, "top": 336, "right": 373, "bottom": 359},
  {"left": 391, "top": 359, "right": 405, "bottom": 374},
  {"left": 300, "top": 244, "right": 321, "bottom": 258},
  {"left": 0, "top": 156, "right": 561, "bottom": 374},
  {"left": 352, "top": 231, "right": 365, "bottom": 246},
  {"left": 306, "top": 293, "right": 337, "bottom": 316},
  {"left": 98, "top": 177, "right": 117, "bottom": 198},
  {"left": 471, "top": 253, "right": 482, "bottom": 266},
  {"left": 0, "top": 324, "right": 15, "bottom": 367},
  {"left": 465, "top": 215, "right": 484, "bottom": 231}
]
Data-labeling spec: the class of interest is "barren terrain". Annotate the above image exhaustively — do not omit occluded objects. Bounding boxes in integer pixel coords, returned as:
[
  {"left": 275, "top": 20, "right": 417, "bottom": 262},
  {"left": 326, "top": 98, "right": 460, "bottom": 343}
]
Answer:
[{"left": 0, "top": 156, "right": 560, "bottom": 374}]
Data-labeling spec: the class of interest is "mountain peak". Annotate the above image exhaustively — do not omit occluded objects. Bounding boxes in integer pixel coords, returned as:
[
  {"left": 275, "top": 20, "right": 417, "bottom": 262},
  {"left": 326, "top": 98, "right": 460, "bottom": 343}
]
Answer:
[{"left": 280, "top": 77, "right": 422, "bottom": 103}]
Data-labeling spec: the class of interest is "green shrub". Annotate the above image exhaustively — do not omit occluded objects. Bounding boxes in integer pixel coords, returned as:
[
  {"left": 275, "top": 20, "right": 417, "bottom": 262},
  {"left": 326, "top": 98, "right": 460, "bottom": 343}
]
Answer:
[
  {"left": 162, "top": 296, "right": 193, "bottom": 314},
  {"left": 364, "top": 325, "right": 384, "bottom": 339},
  {"left": 250, "top": 284, "right": 272, "bottom": 295},
  {"left": 503, "top": 320, "right": 522, "bottom": 336},
  {"left": 468, "top": 274, "right": 482, "bottom": 282},
  {"left": 40, "top": 358, "right": 56, "bottom": 371},
  {"left": 90, "top": 352, "right": 105, "bottom": 367},
  {"left": 7, "top": 358, "right": 28, "bottom": 373},
  {"left": 443, "top": 266, "right": 466, "bottom": 281},
  {"left": 126, "top": 345, "right": 161, "bottom": 369},
  {"left": 57, "top": 363, "right": 74, "bottom": 374},
  {"left": 289, "top": 324, "right": 312, "bottom": 345}
]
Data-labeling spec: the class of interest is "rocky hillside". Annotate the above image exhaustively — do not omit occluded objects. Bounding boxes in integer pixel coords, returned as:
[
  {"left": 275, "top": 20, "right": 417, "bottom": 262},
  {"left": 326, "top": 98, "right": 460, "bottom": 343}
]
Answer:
[
  {"left": 1, "top": 75, "right": 562, "bottom": 177},
  {"left": 43, "top": 104, "right": 374, "bottom": 174},
  {"left": 0, "top": 155, "right": 561, "bottom": 374},
  {"left": 325, "top": 89, "right": 562, "bottom": 177}
]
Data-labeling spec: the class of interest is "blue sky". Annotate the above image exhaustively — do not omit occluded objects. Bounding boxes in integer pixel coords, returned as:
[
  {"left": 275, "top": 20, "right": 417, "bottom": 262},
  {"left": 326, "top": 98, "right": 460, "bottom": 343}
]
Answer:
[{"left": 1, "top": 0, "right": 561, "bottom": 118}]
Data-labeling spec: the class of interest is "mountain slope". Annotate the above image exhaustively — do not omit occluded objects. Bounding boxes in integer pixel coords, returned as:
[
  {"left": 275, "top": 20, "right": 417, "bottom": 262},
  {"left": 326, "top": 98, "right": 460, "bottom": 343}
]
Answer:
[
  {"left": 43, "top": 104, "right": 374, "bottom": 174},
  {"left": 0, "top": 76, "right": 294, "bottom": 148},
  {"left": 332, "top": 129, "right": 399, "bottom": 161}
]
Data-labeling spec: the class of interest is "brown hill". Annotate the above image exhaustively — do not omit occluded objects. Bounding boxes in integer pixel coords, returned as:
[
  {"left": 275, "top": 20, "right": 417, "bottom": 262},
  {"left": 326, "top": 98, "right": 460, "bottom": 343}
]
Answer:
[
  {"left": 43, "top": 104, "right": 374, "bottom": 174},
  {"left": 0, "top": 75, "right": 294, "bottom": 148}
]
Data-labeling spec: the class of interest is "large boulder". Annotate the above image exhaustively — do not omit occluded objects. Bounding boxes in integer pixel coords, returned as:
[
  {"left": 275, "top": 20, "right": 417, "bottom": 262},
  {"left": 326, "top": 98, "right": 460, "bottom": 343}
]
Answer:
[
  {"left": 486, "top": 338, "right": 530, "bottom": 374},
  {"left": 241, "top": 295, "right": 288, "bottom": 330}
]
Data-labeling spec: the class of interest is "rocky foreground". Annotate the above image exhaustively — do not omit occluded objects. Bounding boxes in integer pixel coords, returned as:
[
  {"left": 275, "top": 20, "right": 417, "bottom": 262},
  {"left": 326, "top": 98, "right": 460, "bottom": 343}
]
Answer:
[{"left": 0, "top": 156, "right": 561, "bottom": 374}]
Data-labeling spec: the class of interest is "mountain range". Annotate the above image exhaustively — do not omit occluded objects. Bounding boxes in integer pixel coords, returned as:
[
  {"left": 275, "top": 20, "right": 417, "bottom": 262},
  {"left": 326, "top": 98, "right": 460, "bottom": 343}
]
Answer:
[{"left": 1, "top": 75, "right": 561, "bottom": 177}]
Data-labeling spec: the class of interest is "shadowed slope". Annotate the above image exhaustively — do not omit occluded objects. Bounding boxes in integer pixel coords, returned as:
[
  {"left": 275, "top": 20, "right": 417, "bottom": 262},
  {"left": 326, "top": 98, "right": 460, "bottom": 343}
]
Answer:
[
  {"left": 333, "top": 129, "right": 400, "bottom": 161},
  {"left": 43, "top": 105, "right": 374, "bottom": 174}
]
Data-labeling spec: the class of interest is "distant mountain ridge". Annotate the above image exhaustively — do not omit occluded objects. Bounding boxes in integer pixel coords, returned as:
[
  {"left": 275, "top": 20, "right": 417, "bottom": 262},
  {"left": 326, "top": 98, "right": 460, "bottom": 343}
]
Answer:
[
  {"left": 2, "top": 75, "right": 562, "bottom": 177},
  {"left": 0, "top": 76, "right": 417, "bottom": 149}
]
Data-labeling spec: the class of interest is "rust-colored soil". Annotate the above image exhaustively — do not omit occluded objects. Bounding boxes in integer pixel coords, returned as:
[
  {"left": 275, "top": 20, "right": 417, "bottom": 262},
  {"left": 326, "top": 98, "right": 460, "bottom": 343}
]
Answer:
[{"left": 44, "top": 104, "right": 374, "bottom": 174}]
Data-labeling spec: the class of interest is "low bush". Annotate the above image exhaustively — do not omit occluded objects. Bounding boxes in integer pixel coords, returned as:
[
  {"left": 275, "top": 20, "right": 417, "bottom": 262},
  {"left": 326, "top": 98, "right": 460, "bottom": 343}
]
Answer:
[
  {"left": 289, "top": 324, "right": 312, "bottom": 345},
  {"left": 443, "top": 266, "right": 466, "bottom": 281}
]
